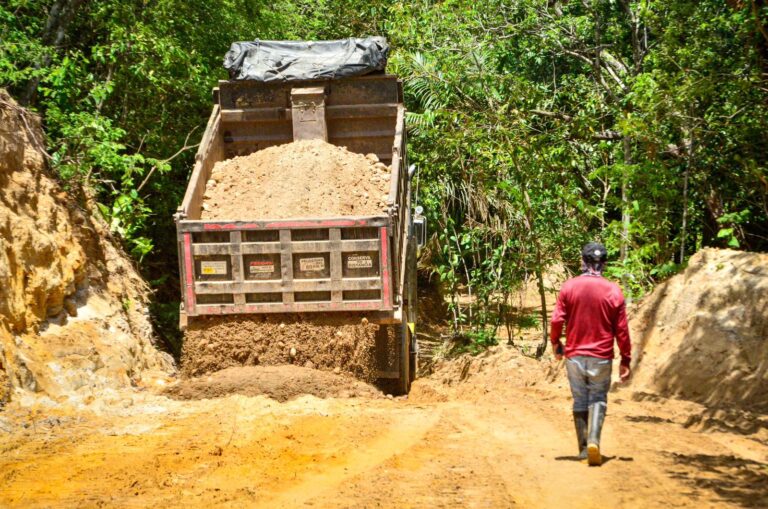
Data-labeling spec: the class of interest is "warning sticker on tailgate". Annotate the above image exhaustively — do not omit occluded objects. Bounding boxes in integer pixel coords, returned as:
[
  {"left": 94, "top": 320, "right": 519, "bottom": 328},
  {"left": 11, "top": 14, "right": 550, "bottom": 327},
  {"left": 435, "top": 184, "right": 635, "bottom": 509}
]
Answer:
[
  {"left": 347, "top": 254, "right": 373, "bottom": 269},
  {"left": 200, "top": 260, "right": 227, "bottom": 275},
  {"left": 249, "top": 260, "right": 275, "bottom": 274},
  {"left": 299, "top": 257, "right": 325, "bottom": 272}
]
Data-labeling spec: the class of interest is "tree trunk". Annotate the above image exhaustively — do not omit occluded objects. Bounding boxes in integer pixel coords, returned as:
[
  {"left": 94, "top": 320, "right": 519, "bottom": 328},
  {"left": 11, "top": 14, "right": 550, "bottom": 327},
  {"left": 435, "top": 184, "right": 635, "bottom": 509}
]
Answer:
[
  {"left": 20, "top": 0, "right": 86, "bottom": 106},
  {"left": 680, "top": 166, "right": 689, "bottom": 263},
  {"left": 534, "top": 261, "right": 549, "bottom": 358},
  {"left": 521, "top": 188, "right": 549, "bottom": 358},
  {"left": 621, "top": 136, "right": 632, "bottom": 304},
  {"left": 680, "top": 124, "right": 694, "bottom": 263}
]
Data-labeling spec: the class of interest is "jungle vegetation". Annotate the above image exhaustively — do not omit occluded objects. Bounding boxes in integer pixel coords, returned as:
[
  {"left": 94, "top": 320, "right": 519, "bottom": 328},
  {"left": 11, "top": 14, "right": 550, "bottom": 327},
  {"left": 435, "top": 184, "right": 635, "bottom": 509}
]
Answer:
[{"left": 2, "top": 0, "right": 767, "bottom": 352}]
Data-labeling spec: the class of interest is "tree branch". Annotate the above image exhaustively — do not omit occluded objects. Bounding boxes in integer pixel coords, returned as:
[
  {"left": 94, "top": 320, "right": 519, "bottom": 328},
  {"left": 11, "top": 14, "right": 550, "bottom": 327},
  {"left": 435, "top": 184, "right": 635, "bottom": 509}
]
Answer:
[
  {"left": 136, "top": 127, "right": 200, "bottom": 193},
  {"left": 528, "top": 109, "right": 574, "bottom": 121},
  {"left": 591, "top": 130, "right": 623, "bottom": 140}
]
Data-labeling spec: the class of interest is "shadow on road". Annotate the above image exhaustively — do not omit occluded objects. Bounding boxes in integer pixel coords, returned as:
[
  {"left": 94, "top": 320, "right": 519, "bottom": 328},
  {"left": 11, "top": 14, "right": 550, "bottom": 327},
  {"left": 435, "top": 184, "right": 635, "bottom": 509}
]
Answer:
[
  {"left": 624, "top": 415, "right": 674, "bottom": 424},
  {"left": 554, "top": 455, "right": 620, "bottom": 465},
  {"left": 667, "top": 452, "right": 768, "bottom": 508}
]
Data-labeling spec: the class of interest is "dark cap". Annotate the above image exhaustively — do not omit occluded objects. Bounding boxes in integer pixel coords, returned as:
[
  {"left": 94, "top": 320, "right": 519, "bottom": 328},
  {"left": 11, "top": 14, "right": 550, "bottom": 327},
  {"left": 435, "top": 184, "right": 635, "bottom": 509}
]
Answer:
[{"left": 581, "top": 242, "right": 608, "bottom": 263}]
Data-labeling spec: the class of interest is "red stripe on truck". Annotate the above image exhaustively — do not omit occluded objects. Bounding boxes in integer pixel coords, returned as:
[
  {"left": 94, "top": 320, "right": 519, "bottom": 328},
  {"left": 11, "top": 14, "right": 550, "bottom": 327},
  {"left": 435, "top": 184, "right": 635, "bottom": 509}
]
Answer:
[
  {"left": 380, "top": 226, "right": 392, "bottom": 309},
  {"left": 264, "top": 219, "right": 369, "bottom": 228},
  {"left": 203, "top": 223, "right": 261, "bottom": 231},
  {"left": 183, "top": 232, "right": 196, "bottom": 313},
  {"left": 195, "top": 300, "right": 383, "bottom": 315},
  {"left": 201, "top": 219, "right": 373, "bottom": 231}
]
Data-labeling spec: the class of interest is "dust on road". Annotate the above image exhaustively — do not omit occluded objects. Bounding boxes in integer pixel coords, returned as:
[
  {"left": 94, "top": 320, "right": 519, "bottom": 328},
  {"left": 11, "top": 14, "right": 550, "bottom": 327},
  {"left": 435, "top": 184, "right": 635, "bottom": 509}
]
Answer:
[{"left": 2, "top": 347, "right": 767, "bottom": 509}]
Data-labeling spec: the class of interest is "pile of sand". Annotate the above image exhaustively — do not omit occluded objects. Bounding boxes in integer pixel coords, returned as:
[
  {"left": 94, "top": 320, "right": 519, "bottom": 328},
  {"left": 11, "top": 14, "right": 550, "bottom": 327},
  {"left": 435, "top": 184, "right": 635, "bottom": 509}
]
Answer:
[
  {"left": 181, "top": 313, "right": 390, "bottom": 382},
  {"left": 165, "top": 365, "right": 382, "bottom": 402},
  {"left": 200, "top": 139, "right": 392, "bottom": 220},
  {"left": 408, "top": 344, "right": 553, "bottom": 403},
  {"left": 629, "top": 248, "right": 768, "bottom": 412}
]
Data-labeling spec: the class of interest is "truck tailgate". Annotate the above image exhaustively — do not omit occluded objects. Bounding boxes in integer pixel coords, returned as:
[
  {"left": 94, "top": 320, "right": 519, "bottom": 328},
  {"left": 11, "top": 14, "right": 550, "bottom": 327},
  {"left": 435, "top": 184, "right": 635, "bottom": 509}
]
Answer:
[{"left": 178, "top": 217, "right": 393, "bottom": 317}]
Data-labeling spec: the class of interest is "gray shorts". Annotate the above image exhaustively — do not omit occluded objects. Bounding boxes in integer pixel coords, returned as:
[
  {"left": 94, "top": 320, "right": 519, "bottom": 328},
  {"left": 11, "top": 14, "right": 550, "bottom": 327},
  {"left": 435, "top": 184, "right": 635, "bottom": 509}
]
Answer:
[{"left": 565, "top": 355, "right": 612, "bottom": 412}]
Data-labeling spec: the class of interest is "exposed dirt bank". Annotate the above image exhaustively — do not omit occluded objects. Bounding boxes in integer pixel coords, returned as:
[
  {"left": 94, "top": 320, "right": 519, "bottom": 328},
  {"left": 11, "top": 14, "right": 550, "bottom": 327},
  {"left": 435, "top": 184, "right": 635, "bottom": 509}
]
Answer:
[
  {"left": 200, "top": 139, "right": 391, "bottom": 220},
  {"left": 165, "top": 365, "right": 381, "bottom": 402},
  {"left": 0, "top": 90, "right": 173, "bottom": 406},
  {"left": 629, "top": 248, "right": 768, "bottom": 412}
]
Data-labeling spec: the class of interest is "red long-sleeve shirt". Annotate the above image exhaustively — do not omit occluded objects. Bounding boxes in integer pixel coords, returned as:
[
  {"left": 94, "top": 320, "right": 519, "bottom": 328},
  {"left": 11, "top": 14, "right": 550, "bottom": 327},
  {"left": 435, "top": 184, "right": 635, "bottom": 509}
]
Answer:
[{"left": 550, "top": 274, "right": 632, "bottom": 367}]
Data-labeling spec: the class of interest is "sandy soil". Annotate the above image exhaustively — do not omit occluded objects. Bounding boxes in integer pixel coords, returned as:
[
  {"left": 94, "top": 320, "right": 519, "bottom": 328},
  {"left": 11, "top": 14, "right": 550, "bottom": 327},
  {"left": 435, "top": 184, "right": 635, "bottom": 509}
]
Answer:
[
  {"left": 165, "top": 365, "right": 382, "bottom": 402},
  {"left": 200, "top": 139, "right": 391, "bottom": 220},
  {"left": 181, "top": 314, "right": 381, "bottom": 381},
  {"left": 629, "top": 248, "right": 768, "bottom": 412},
  {"left": 1, "top": 345, "right": 766, "bottom": 509}
]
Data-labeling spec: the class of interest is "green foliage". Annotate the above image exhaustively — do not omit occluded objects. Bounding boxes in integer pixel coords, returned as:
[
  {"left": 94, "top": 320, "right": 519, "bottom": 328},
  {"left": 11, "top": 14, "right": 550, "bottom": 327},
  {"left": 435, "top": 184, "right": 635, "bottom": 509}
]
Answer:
[
  {"left": 388, "top": 0, "right": 767, "bottom": 311},
  {"left": 0, "top": 0, "right": 309, "bottom": 351},
  {"left": 716, "top": 210, "right": 751, "bottom": 249},
  {"left": 516, "top": 313, "right": 540, "bottom": 330},
  {"left": 48, "top": 108, "right": 168, "bottom": 259},
  {"left": 453, "top": 329, "right": 499, "bottom": 356},
  {"left": 149, "top": 300, "right": 184, "bottom": 357}
]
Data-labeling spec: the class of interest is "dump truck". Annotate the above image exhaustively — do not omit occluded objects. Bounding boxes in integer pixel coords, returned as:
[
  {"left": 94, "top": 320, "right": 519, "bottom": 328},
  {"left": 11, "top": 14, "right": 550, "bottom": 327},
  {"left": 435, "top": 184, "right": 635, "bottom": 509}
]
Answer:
[{"left": 174, "top": 39, "right": 423, "bottom": 392}]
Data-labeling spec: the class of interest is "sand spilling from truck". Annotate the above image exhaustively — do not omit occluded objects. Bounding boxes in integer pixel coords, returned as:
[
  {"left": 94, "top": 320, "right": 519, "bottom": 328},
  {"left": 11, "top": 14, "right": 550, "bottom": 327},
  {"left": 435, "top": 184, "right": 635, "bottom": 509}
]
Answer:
[
  {"left": 181, "top": 313, "right": 391, "bottom": 382},
  {"left": 199, "top": 139, "right": 392, "bottom": 220},
  {"left": 165, "top": 365, "right": 381, "bottom": 402}
]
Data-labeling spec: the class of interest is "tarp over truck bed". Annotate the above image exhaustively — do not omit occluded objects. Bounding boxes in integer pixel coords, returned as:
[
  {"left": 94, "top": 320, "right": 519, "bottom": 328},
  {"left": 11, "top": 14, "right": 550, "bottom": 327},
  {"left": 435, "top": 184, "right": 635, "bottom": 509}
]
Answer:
[{"left": 223, "top": 37, "right": 389, "bottom": 82}]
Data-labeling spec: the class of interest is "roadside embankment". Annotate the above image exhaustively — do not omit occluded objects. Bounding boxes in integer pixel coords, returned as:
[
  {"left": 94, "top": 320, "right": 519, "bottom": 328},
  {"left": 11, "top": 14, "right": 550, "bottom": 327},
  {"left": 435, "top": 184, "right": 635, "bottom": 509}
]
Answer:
[
  {"left": 0, "top": 90, "right": 173, "bottom": 407},
  {"left": 629, "top": 248, "right": 768, "bottom": 412}
]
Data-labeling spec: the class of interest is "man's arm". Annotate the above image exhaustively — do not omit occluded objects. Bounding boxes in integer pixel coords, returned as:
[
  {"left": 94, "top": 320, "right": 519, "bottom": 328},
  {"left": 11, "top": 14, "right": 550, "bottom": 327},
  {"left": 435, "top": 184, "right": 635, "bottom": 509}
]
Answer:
[
  {"left": 550, "top": 289, "right": 568, "bottom": 357},
  {"left": 614, "top": 294, "right": 632, "bottom": 381}
]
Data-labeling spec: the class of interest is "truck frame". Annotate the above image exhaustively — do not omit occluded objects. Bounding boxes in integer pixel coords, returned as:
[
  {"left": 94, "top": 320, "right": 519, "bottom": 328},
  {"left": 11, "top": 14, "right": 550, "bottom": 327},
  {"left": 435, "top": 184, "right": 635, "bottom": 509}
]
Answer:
[{"left": 175, "top": 74, "right": 418, "bottom": 392}]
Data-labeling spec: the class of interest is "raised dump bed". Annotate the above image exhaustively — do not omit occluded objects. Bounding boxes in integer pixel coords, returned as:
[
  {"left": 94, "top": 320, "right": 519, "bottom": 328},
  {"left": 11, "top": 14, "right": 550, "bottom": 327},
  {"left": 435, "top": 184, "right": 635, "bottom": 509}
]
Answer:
[{"left": 175, "top": 74, "right": 414, "bottom": 333}]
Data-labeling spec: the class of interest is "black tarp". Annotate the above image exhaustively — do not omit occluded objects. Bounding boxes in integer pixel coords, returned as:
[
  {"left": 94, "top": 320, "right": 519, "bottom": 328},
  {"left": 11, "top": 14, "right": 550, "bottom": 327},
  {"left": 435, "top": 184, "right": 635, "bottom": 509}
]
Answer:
[{"left": 223, "top": 37, "right": 389, "bottom": 82}]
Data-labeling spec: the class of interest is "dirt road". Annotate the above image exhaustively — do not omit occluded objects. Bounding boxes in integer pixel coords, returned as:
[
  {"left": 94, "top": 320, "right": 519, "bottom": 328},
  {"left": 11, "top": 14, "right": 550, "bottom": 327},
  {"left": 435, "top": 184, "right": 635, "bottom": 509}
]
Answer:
[{"left": 2, "top": 353, "right": 767, "bottom": 509}]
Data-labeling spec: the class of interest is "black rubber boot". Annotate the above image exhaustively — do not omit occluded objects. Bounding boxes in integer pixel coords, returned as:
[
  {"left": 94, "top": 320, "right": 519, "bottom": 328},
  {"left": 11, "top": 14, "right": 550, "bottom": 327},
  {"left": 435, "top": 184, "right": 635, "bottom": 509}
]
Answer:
[
  {"left": 587, "top": 402, "right": 607, "bottom": 466},
  {"left": 573, "top": 411, "right": 588, "bottom": 461}
]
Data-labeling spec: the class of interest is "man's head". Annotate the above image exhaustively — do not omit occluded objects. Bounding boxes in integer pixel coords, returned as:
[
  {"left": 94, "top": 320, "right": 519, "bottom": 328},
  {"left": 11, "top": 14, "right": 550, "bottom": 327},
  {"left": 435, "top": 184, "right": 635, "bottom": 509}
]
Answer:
[{"left": 581, "top": 242, "right": 607, "bottom": 274}]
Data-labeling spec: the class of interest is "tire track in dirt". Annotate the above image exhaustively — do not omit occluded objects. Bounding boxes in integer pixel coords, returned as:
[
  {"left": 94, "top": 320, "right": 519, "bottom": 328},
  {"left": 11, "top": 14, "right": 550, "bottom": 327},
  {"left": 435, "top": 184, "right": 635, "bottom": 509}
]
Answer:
[
  {"left": 314, "top": 404, "right": 517, "bottom": 508},
  {"left": 448, "top": 393, "right": 676, "bottom": 508},
  {"left": 450, "top": 386, "right": 768, "bottom": 509},
  {"left": 264, "top": 406, "right": 442, "bottom": 508},
  {"left": 301, "top": 387, "right": 768, "bottom": 508}
]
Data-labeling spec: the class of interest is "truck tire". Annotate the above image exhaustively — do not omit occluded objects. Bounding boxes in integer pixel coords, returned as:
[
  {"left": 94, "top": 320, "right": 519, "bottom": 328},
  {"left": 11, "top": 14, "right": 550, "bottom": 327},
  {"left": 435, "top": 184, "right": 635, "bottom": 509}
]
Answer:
[
  {"left": 398, "top": 236, "right": 418, "bottom": 394},
  {"left": 399, "top": 306, "right": 412, "bottom": 394},
  {"left": 406, "top": 237, "right": 418, "bottom": 385}
]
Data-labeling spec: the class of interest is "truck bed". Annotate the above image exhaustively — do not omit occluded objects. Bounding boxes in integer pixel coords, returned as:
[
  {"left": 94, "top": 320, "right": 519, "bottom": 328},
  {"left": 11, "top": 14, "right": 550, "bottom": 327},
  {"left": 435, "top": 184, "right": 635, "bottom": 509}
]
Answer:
[{"left": 175, "top": 75, "right": 409, "bottom": 324}]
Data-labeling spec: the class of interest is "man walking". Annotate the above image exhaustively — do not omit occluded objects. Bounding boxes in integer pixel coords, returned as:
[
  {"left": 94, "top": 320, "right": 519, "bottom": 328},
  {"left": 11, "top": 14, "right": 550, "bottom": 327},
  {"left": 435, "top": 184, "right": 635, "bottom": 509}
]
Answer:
[{"left": 550, "top": 242, "right": 632, "bottom": 466}]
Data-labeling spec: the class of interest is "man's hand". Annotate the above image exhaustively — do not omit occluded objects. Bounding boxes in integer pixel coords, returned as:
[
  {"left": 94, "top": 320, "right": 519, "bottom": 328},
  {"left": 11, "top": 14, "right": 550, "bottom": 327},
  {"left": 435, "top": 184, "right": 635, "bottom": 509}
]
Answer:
[
  {"left": 619, "top": 364, "right": 631, "bottom": 383},
  {"left": 553, "top": 342, "right": 564, "bottom": 361}
]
